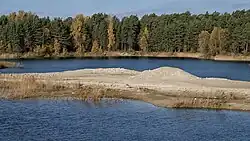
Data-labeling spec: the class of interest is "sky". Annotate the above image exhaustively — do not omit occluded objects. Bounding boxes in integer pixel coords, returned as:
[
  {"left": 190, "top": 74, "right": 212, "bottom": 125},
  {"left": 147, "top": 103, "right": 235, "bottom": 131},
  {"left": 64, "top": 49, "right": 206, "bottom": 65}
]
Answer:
[{"left": 0, "top": 0, "right": 250, "bottom": 18}]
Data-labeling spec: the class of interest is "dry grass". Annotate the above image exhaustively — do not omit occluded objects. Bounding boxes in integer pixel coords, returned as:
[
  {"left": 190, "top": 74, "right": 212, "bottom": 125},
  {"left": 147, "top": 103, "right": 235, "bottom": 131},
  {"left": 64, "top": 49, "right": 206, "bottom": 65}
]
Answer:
[
  {"left": 0, "top": 75, "right": 248, "bottom": 110},
  {"left": 143, "top": 91, "right": 230, "bottom": 110},
  {"left": 171, "top": 97, "right": 227, "bottom": 109},
  {"left": 163, "top": 89, "right": 240, "bottom": 109},
  {"left": 0, "top": 76, "right": 142, "bottom": 102},
  {"left": 0, "top": 61, "right": 16, "bottom": 69}
]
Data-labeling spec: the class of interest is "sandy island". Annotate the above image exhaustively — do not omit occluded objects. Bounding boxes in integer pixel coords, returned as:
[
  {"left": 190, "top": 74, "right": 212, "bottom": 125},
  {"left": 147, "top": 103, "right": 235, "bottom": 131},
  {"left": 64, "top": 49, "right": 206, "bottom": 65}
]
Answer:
[{"left": 1, "top": 67, "right": 250, "bottom": 111}]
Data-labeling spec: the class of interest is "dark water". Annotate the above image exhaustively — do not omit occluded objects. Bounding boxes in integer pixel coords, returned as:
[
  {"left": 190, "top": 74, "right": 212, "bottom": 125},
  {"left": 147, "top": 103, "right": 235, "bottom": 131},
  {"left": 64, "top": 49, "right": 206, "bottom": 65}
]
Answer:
[
  {"left": 1, "top": 99, "right": 250, "bottom": 141},
  {"left": 1, "top": 58, "right": 250, "bottom": 81}
]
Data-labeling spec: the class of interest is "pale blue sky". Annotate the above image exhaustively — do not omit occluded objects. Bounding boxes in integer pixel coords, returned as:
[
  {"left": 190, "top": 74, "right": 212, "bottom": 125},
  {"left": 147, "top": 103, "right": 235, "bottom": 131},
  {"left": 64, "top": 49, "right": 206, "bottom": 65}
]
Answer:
[{"left": 1, "top": 0, "right": 250, "bottom": 17}]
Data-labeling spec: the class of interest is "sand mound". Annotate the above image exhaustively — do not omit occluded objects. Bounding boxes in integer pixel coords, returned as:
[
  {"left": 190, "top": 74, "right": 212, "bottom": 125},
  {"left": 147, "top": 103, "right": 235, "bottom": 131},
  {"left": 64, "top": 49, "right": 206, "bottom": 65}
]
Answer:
[{"left": 130, "top": 67, "right": 198, "bottom": 81}]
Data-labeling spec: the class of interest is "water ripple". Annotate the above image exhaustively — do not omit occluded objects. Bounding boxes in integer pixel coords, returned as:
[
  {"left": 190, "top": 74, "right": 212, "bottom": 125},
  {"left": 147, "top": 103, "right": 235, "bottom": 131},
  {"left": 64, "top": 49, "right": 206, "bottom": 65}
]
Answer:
[{"left": 0, "top": 99, "right": 250, "bottom": 141}]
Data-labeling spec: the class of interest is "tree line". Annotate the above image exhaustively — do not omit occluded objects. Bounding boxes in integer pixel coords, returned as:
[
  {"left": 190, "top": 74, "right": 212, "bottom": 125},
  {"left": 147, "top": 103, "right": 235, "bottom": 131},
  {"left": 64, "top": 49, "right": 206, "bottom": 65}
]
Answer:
[{"left": 0, "top": 10, "right": 250, "bottom": 57}]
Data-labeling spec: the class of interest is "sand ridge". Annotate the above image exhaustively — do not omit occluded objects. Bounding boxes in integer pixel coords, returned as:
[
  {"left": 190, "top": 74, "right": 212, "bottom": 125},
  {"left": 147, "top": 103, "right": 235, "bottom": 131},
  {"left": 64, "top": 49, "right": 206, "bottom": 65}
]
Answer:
[{"left": 1, "top": 67, "right": 250, "bottom": 110}]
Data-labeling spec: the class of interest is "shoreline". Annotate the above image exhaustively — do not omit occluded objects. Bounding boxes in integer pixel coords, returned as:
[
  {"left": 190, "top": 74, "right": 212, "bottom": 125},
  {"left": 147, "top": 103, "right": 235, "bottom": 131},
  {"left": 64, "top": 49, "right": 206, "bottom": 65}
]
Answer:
[
  {"left": 0, "top": 52, "right": 250, "bottom": 62},
  {"left": 1, "top": 67, "right": 250, "bottom": 111}
]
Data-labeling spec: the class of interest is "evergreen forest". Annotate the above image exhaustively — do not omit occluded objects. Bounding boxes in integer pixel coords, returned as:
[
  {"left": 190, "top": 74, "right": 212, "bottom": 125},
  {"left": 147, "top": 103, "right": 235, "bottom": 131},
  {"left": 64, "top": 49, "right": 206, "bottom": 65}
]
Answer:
[{"left": 1, "top": 10, "right": 250, "bottom": 57}]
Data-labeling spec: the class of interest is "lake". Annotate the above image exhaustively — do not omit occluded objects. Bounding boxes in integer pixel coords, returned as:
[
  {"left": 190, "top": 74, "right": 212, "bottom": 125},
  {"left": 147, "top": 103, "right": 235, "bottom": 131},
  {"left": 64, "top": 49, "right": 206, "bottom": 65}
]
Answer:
[
  {"left": 1, "top": 58, "right": 250, "bottom": 81},
  {"left": 0, "top": 58, "right": 250, "bottom": 141},
  {"left": 1, "top": 99, "right": 250, "bottom": 141}
]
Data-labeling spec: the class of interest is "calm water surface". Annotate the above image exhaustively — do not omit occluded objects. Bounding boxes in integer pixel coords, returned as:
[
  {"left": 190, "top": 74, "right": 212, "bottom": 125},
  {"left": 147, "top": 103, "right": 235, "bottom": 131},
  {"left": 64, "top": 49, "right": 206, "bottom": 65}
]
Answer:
[
  {"left": 1, "top": 58, "right": 250, "bottom": 81},
  {"left": 1, "top": 99, "right": 250, "bottom": 141}
]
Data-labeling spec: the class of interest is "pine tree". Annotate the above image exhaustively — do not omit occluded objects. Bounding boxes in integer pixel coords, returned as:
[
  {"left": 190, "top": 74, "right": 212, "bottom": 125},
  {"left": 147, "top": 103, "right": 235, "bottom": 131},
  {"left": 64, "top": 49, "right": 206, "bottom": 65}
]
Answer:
[
  {"left": 219, "top": 28, "right": 230, "bottom": 54},
  {"left": 99, "top": 20, "right": 108, "bottom": 51},
  {"left": 51, "top": 18, "right": 71, "bottom": 54},
  {"left": 242, "top": 23, "right": 250, "bottom": 54}
]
